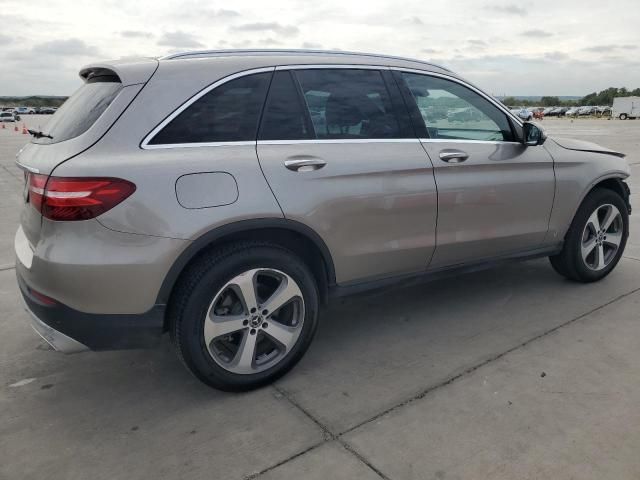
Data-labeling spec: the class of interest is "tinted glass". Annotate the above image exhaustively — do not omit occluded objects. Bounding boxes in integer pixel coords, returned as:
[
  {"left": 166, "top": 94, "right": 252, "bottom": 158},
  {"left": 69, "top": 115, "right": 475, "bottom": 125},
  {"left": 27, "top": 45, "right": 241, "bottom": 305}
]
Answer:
[
  {"left": 150, "top": 72, "right": 271, "bottom": 145},
  {"left": 259, "top": 71, "right": 312, "bottom": 140},
  {"left": 34, "top": 79, "right": 122, "bottom": 144},
  {"left": 401, "top": 73, "right": 514, "bottom": 142},
  {"left": 295, "top": 69, "right": 401, "bottom": 139}
]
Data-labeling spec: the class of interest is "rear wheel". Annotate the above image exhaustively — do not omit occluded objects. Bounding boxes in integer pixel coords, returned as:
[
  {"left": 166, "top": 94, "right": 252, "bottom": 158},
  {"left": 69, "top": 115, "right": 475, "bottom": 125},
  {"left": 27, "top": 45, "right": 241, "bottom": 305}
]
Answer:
[
  {"left": 170, "top": 243, "right": 319, "bottom": 391},
  {"left": 619, "top": 113, "right": 628, "bottom": 120},
  {"left": 550, "top": 188, "right": 628, "bottom": 282}
]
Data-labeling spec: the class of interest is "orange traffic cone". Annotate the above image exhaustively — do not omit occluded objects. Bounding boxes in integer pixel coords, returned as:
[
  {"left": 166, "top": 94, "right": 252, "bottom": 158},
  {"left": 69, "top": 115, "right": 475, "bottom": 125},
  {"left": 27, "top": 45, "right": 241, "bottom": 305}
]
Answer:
[
  {"left": 14, "top": 123, "right": 18, "bottom": 132},
  {"left": 1, "top": 122, "right": 5, "bottom": 129},
  {"left": 22, "top": 123, "right": 28, "bottom": 134}
]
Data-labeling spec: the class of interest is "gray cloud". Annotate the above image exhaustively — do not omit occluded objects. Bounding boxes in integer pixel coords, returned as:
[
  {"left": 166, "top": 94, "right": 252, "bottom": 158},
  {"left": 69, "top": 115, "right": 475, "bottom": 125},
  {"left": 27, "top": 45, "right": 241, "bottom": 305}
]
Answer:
[
  {"left": 121, "top": 30, "right": 153, "bottom": 39},
  {"left": 421, "top": 48, "right": 440, "bottom": 54},
  {"left": 521, "top": 29, "right": 553, "bottom": 37},
  {"left": 490, "top": 4, "right": 527, "bottom": 15},
  {"left": 32, "top": 39, "right": 99, "bottom": 56},
  {"left": 231, "top": 22, "right": 299, "bottom": 37},
  {"left": 408, "top": 16, "right": 423, "bottom": 25},
  {"left": 173, "top": 6, "right": 240, "bottom": 22},
  {"left": 157, "top": 31, "right": 204, "bottom": 48},
  {"left": 260, "top": 37, "right": 284, "bottom": 46},
  {"left": 583, "top": 44, "right": 638, "bottom": 53},
  {"left": 0, "top": 33, "right": 12, "bottom": 45},
  {"left": 544, "top": 51, "right": 570, "bottom": 61},
  {"left": 468, "top": 39, "right": 487, "bottom": 46}
]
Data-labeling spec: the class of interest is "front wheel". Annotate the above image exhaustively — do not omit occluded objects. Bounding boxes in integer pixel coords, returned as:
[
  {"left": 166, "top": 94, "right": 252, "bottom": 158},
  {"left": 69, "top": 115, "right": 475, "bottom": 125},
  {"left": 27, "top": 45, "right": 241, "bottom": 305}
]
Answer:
[
  {"left": 170, "top": 243, "right": 319, "bottom": 391},
  {"left": 619, "top": 113, "right": 628, "bottom": 120},
  {"left": 550, "top": 188, "right": 628, "bottom": 282}
]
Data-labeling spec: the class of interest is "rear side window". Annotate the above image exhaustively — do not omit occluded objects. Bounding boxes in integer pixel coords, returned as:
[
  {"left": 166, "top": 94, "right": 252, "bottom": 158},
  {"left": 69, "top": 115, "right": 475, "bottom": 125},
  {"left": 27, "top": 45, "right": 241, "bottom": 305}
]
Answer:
[
  {"left": 294, "top": 69, "right": 401, "bottom": 139},
  {"left": 35, "top": 78, "right": 121, "bottom": 144},
  {"left": 259, "top": 71, "right": 312, "bottom": 140},
  {"left": 149, "top": 72, "right": 271, "bottom": 145}
]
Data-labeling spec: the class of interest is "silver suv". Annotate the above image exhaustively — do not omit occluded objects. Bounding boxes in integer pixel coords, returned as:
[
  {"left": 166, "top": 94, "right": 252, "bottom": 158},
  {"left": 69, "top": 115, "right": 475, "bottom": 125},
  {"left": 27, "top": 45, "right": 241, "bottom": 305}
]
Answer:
[{"left": 15, "top": 50, "right": 631, "bottom": 391}]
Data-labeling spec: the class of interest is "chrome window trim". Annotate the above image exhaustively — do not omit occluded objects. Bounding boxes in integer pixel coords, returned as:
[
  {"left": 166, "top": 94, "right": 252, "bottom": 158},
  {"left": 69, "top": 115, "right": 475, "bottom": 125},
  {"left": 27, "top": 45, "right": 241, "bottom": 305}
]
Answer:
[
  {"left": 391, "top": 67, "right": 524, "bottom": 128},
  {"left": 258, "top": 138, "right": 420, "bottom": 146},
  {"left": 140, "top": 66, "right": 275, "bottom": 149},
  {"left": 143, "top": 141, "right": 257, "bottom": 150},
  {"left": 419, "top": 138, "right": 523, "bottom": 145}
]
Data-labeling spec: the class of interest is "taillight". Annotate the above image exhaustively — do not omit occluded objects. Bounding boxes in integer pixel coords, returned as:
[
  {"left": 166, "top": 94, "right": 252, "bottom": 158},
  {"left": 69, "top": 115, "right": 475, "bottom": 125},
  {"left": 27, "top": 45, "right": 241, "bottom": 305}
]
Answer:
[{"left": 29, "top": 174, "right": 136, "bottom": 221}]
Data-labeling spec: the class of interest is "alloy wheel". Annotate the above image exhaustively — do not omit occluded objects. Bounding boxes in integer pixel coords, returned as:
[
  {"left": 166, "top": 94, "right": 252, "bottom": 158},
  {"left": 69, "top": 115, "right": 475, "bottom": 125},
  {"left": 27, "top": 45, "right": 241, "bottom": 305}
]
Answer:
[
  {"left": 581, "top": 203, "right": 623, "bottom": 271},
  {"left": 203, "top": 268, "right": 305, "bottom": 374}
]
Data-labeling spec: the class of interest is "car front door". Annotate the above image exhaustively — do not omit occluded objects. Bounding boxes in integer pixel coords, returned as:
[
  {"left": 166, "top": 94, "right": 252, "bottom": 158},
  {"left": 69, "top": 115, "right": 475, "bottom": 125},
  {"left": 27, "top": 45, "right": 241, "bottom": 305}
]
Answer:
[
  {"left": 257, "top": 67, "right": 438, "bottom": 284},
  {"left": 395, "top": 71, "right": 555, "bottom": 269}
]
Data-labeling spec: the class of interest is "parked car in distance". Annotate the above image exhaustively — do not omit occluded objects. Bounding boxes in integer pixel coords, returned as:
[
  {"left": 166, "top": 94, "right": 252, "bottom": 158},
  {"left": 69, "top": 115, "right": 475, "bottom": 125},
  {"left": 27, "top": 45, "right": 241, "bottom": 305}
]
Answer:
[
  {"left": 15, "top": 49, "right": 632, "bottom": 391},
  {"left": 542, "top": 107, "right": 555, "bottom": 115},
  {"left": 0, "top": 111, "right": 19, "bottom": 122},
  {"left": 38, "top": 107, "right": 57, "bottom": 114},
  {"left": 565, "top": 107, "right": 580, "bottom": 117},
  {"left": 578, "top": 106, "right": 596, "bottom": 116},
  {"left": 596, "top": 106, "right": 612, "bottom": 116},
  {"left": 612, "top": 96, "right": 640, "bottom": 120},
  {"left": 510, "top": 107, "right": 533, "bottom": 121},
  {"left": 14, "top": 106, "right": 35, "bottom": 115}
]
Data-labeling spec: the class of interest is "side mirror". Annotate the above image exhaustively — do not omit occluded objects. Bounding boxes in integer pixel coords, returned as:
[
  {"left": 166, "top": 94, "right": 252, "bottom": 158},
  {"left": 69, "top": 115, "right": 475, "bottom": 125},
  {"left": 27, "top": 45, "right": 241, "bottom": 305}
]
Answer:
[{"left": 523, "top": 122, "right": 546, "bottom": 146}]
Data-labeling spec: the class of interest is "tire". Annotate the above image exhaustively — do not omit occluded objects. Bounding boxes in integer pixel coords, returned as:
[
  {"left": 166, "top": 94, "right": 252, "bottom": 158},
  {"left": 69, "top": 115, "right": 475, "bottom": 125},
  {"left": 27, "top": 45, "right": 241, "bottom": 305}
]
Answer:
[
  {"left": 619, "top": 113, "right": 628, "bottom": 120},
  {"left": 550, "top": 188, "right": 629, "bottom": 282},
  {"left": 169, "top": 242, "right": 319, "bottom": 391}
]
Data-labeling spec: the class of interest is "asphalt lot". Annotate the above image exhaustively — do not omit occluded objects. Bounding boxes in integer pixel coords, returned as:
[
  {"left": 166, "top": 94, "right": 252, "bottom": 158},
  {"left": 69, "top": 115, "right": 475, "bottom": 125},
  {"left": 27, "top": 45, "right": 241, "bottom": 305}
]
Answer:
[{"left": 1, "top": 115, "right": 639, "bottom": 479}]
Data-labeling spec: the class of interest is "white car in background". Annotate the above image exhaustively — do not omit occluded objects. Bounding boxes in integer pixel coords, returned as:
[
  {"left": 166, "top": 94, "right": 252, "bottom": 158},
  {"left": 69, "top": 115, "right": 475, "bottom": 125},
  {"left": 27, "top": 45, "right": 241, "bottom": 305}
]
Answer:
[
  {"left": 14, "top": 106, "right": 35, "bottom": 115},
  {"left": 510, "top": 107, "right": 533, "bottom": 121},
  {"left": 0, "top": 111, "right": 19, "bottom": 122}
]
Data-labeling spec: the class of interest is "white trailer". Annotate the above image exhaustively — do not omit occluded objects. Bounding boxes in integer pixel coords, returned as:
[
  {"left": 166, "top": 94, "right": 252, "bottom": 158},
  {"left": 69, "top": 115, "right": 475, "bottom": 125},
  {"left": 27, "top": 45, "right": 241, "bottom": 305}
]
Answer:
[{"left": 612, "top": 96, "right": 640, "bottom": 119}]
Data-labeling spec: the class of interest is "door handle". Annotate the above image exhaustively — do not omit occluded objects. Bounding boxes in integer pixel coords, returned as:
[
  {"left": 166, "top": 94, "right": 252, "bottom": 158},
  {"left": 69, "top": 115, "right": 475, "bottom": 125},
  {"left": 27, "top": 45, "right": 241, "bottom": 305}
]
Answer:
[
  {"left": 284, "top": 158, "right": 327, "bottom": 172},
  {"left": 439, "top": 150, "right": 469, "bottom": 163}
]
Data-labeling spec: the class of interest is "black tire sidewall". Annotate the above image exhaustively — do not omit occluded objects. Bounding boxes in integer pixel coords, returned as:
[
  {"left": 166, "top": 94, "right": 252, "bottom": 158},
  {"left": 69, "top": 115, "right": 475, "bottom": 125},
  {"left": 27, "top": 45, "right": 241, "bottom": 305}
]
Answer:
[
  {"left": 175, "top": 245, "right": 319, "bottom": 391},
  {"left": 566, "top": 189, "right": 629, "bottom": 281}
]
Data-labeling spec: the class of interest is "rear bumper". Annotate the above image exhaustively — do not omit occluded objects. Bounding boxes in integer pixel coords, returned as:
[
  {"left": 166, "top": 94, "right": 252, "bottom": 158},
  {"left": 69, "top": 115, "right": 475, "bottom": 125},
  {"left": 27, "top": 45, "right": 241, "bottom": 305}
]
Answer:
[
  {"left": 22, "top": 296, "right": 89, "bottom": 353},
  {"left": 17, "top": 270, "right": 165, "bottom": 351}
]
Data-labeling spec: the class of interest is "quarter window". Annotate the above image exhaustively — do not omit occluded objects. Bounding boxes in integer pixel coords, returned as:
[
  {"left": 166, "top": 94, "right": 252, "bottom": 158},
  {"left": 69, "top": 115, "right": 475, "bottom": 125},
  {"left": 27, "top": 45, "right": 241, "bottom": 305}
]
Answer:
[
  {"left": 149, "top": 72, "right": 271, "bottom": 145},
  {"left": 400, "top": 72, "right": 514, "bottom": 142},
  {"left": 294, "top": 69, "right": 401, "bottom": 139},
  {"left": 259, "top": 71, "right": 312, "bottom": 140}
]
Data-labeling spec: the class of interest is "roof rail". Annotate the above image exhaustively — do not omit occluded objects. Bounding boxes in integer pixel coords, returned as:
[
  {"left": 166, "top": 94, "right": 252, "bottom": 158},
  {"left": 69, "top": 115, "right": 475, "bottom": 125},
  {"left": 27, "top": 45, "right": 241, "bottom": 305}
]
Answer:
[{"left": 159, "top": 49, "right": 451, "bottom": 72}]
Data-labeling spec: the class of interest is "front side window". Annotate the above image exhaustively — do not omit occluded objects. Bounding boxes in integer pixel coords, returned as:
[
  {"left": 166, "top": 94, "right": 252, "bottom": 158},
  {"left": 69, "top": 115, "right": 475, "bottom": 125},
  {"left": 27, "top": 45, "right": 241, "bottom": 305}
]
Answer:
[
  {"left": 294, "top": 69, "right": 401, "bottom": 139},
  {"left": 400, "top": 72, "right": 514, "bottom": 142},
  {"left": 149, "top": 72, "right": 271, "bottom": 145}
]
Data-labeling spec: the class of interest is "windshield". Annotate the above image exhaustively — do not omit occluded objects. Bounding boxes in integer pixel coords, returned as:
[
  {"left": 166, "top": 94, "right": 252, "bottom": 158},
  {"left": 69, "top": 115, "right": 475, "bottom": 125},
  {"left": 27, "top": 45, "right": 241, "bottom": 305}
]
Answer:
[{"left": 34, "top": 80, "right": 121, "bottom": 144}]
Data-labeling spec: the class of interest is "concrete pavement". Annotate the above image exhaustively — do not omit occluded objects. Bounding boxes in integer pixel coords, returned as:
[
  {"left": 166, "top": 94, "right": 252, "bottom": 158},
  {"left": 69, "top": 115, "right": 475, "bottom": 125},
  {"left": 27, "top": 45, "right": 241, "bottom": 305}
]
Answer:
[{"left": 1, "top": 116, "right": 639, "bottom": 479}]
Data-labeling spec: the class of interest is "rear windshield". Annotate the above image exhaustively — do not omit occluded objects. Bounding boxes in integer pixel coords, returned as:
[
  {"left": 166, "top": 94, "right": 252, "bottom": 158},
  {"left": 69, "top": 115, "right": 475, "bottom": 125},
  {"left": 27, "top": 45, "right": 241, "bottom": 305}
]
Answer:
[{"left": 34, "top": 79, "right": 121, "bottom": 144}]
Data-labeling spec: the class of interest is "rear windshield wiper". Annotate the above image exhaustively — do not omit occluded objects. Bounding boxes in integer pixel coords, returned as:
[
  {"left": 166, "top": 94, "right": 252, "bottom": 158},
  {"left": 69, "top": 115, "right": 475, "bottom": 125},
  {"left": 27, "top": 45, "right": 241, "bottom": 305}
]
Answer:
[{"left": 27, "top": 129, "right": 53, "bottom": 139}]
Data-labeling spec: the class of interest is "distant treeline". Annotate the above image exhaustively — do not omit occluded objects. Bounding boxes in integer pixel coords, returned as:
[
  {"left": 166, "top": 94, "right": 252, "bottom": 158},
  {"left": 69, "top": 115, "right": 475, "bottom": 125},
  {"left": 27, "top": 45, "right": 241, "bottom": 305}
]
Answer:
[
  {"left": 0, "top": 96, "right": 68, "bottom": 108},
  {"left": 503, "top": 87, "right": 640, "bottom": 107}
]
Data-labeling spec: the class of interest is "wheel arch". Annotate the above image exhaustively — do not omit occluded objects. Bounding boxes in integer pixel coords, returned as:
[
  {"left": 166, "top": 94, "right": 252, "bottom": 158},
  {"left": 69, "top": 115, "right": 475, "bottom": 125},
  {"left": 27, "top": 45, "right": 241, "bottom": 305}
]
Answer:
[
  {"left": 157, "top": 219, "right": 336, "bottom": 328},
  {"left": 582, "top": 175, "right": 631, "bottom": 215}
]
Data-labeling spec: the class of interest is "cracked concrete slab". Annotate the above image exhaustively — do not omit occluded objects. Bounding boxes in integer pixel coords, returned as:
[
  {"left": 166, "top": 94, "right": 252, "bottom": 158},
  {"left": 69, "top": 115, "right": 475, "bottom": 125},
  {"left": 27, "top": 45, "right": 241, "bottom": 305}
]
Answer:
[{"left": 344, "top": 289, "right": 640, "bottom": 480}]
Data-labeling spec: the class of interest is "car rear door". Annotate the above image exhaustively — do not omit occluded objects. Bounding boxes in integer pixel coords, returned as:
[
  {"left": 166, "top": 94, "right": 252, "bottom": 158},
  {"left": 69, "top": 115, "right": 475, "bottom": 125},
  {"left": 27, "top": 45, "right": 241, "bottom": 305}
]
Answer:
[
  {"left": 394, "top": 70, "right": 555, "bottom": 269},
  {"left": 257, "top": 67, "right": 438, "bottom": 284}
]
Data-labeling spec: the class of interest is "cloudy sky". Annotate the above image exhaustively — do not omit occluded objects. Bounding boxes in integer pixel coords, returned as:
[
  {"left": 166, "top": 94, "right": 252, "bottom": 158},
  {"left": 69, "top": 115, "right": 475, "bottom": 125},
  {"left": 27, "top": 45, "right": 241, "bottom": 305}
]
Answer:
[{"left": 1, "top": 0, "right": 639, "bottom": 96}]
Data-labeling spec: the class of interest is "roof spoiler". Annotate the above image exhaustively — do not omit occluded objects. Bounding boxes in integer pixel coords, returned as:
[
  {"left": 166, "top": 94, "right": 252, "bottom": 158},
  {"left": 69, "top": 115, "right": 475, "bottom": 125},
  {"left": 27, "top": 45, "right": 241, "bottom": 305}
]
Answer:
[{"left": 79, "top": 57, "right": 159, "bottom": 87}]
